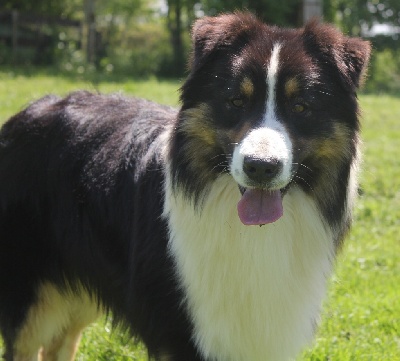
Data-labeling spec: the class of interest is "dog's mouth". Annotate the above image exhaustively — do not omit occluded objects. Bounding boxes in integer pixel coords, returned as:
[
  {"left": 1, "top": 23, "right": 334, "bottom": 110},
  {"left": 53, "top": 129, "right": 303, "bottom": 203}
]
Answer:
[{"left": 237, "top": 185, "right": 289, "bottom": 226}]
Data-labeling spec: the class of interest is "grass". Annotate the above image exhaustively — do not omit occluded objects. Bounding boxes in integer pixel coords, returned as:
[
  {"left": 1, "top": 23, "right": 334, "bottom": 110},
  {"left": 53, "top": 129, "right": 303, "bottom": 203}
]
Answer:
[
  {"left": 0, "top": 68, "right": 399, "bottom": 360},
  {"left": 300, "top": 95, "right": 400, "bottom": 360},
  {"left": 0, "top": 68, "right": 181, "bottom": 121}
]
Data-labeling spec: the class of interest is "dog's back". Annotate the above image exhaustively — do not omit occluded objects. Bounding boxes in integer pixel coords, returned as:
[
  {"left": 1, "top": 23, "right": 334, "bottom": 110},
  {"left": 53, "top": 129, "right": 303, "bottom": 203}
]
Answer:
[{"left": 0, "top": 92, "right": 181, "bottom": 360}]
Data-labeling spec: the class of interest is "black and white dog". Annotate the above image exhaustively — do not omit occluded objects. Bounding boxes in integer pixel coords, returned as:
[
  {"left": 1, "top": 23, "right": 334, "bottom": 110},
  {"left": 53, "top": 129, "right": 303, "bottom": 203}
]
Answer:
[{"left": 0, "top": 12, "right": 370, "bottom": 361}]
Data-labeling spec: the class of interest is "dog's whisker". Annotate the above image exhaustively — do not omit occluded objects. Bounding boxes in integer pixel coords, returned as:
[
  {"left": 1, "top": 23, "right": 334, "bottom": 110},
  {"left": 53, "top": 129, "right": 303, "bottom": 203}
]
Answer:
[
  {"left": 212, "top": 160, "right": 230, "bottom": 172},
  {"left": 292, "top": 162, "right": 313, "bottom": 173},
  {"left": 294, "top": 175, "right": 314, "bottom": 192},
  {"left": 210, "top": 153, "right": 231, "bottom": 161}
]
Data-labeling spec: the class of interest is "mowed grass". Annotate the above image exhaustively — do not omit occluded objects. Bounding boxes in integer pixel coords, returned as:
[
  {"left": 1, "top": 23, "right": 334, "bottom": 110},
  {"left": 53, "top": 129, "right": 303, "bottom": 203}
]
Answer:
[{"left": 0, "top": 69, "right": 399, "bottom": 360}]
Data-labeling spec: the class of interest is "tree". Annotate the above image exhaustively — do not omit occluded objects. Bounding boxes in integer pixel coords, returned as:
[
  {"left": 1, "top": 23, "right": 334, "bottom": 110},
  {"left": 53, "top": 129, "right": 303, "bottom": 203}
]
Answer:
[
  {"left": 166, "top": 0, "right": 197, "bottom": 76},
  {"left": 164, "top": 0, "right": 304, "bottom": 76},
  {"left": 326, "top": 0, "right": 400, "bottom": 35},
  {"left": 200, "top": 0, "right": 303, "bottom": 26},
  {"left": 1, "top": 0, "right": 81, "bottom": 18},
  {"left": 84, "top": 0, "right": 96, "bottom": 64}
]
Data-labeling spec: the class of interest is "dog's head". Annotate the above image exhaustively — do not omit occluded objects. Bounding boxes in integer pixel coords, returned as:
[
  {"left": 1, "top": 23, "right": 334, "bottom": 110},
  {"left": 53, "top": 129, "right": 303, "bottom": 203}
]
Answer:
[{"left": 170, "top": 12, "right": 370, "bottom": 225}]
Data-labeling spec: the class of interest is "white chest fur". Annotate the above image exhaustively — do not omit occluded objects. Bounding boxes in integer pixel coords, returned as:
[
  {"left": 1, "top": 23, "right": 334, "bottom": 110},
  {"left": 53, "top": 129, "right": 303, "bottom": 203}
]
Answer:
[{"left": 164, "top": 176, "right": 334, "bottom": 361}]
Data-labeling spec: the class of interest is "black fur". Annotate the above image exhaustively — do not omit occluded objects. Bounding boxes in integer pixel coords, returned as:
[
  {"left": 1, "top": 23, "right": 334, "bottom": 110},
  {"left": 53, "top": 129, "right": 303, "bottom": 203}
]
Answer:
[{"left": 0, "top": 93, "right": 202, "bottom": 359}]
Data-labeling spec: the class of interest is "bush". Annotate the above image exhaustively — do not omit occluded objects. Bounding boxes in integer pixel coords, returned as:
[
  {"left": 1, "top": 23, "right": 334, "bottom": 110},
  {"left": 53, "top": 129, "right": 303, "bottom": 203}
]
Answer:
[
  {"left": 365, "top": 36, "right": 400, "bottom": 93},
  {"left": 102, "top": 21, "right": 190, "bottom": 78},
  {"left": 364, "top": 42, "right": 400, "bottom": 94}
]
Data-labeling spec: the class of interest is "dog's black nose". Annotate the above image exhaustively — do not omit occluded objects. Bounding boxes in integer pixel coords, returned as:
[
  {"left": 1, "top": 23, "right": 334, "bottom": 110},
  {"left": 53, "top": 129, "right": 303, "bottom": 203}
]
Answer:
[{"left": 243, "top": 156, "right": 282, "bottom": 183}]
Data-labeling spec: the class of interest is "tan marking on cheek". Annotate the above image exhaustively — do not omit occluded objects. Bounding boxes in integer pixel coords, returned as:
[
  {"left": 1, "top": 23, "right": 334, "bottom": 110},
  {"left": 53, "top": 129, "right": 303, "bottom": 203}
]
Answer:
[
  {"left": 312, "top": 124, "right": 355, "bottom": 225},
  {"left": 240, "top": 77, "right": 254, "bottom": 98},
  {"left": 179, "top": 104, "right": 216, "bottom": 146},
  {"left": 314, "top": 123, "right": 352, "bottom": 161},
  {"left": 179, "top": 103, "right": 220, "bottom": 179},
  {"left": 159, "top": 353, "right": 173, "bottom": 361},
  {"left": 285, "top": 77, "right": 299, "bottom": 98}
]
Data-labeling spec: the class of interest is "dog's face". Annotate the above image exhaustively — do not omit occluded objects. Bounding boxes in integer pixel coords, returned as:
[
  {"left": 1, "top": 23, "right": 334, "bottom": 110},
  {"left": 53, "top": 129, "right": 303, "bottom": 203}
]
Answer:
[{"left": 171, "top": 13, "right": 370, "bottom": 226}]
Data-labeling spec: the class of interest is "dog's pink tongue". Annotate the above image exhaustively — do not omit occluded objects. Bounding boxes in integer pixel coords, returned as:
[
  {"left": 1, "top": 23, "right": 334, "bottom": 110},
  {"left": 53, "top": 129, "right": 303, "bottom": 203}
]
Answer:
[{"left": 237, "top": 189, "right": 283, "bottom": 225}]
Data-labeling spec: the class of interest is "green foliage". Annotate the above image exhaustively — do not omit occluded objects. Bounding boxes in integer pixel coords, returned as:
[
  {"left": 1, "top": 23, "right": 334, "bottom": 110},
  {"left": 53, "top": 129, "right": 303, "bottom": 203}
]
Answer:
[
  {"left": 100, "top": 21, "right": 190, "bottom": 78},
  {"left": 201, "top": 0, "right": 302, "bottom": 26},
  {"left": 328, "top": 0, "right": 400, "bottom": 35},
  {"left": 1, "top": 0, "right": 82, "bottom": 18},
  {"left": 2, "top": 0, "right": 400, "bottom": 83},
  {"left": 55, "top": 36, "right": 87, "bottom": 74},
  {"left": 96, "top": 0, "right": 146, "bottom": 17},
  {"left": 363, "top": 35, "right": 400, "bottom": 94},
  {"left": 365, "top": 48, "right": 400, "bottom": 93},
  {"left": 95, "top": 1, "right": 190, "bottom": 77}
]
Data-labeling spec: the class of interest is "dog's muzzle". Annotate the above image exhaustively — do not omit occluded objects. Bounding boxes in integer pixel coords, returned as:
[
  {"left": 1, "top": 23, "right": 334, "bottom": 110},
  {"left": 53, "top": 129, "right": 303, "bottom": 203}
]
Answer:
[{"left": 230, "top": 126, "right": 293, "bottom": 226}]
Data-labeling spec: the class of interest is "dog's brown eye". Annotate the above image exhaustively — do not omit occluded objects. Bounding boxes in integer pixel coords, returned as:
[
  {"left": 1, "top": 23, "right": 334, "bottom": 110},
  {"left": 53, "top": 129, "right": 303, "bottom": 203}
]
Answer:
[
  {"left": 292, "top": 103, "right": 306, "bottom": 113},
  {"left": 231, "top": 98, "right": 245, "bottom": 108}
]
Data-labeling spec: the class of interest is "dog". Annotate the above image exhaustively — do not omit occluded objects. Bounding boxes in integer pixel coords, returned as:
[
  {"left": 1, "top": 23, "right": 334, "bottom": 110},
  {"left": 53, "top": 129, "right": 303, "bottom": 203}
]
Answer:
[{"left": 0, "top": 12, "right": 370, "bottom": 361}]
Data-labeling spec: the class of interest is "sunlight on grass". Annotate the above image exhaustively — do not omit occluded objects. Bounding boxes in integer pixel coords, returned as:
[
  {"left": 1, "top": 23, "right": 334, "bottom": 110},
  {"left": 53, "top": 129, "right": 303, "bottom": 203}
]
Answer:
[
  {"left": 0, "top": 69, "right": 399, "bottom": 360},
  {"left": 300, "top": 94, "right": 400, "bottom": 360},
  {"left": 0, "top": 69, "right": 181, "bottom": 122}
]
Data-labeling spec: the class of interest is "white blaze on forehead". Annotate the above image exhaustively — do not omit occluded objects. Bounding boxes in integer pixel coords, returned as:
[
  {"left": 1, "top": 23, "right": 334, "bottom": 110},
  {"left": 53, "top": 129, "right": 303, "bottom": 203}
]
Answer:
[
  {"left": 260, "top": 42, "right": 292, "bottom": 185},
  {"left": 265, "top": 43, "right": 282, "bottom": 124},
  {"left": 229, "top": 42, "right": 293, "bottom": 189}
]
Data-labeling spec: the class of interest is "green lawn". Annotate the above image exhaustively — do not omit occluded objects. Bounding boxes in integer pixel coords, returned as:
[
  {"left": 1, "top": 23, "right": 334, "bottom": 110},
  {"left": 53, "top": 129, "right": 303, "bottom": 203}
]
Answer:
[
  {"left": 0, "top": 69, "right": 399, "bottom": 360},
  {"left": 0, "top": 68, "right": 181, "bottom": 121}
]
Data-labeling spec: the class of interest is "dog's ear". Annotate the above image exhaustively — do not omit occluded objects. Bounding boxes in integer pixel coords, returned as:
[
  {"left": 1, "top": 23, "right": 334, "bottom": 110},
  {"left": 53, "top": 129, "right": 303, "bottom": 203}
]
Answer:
[
  {"left": 190, "top": 12, "right": 259, "bottom": 71},
  {"left": 303, "top": 21, "right": 371, "bottom": 90}
]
